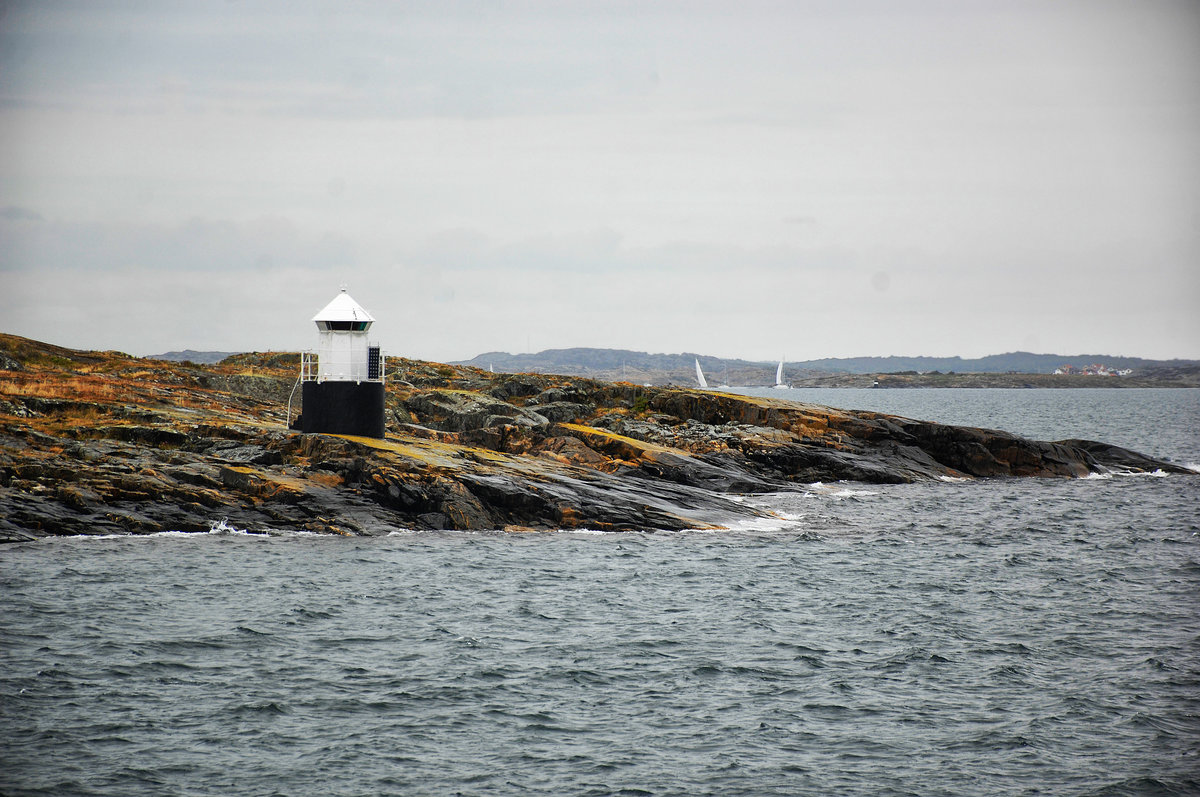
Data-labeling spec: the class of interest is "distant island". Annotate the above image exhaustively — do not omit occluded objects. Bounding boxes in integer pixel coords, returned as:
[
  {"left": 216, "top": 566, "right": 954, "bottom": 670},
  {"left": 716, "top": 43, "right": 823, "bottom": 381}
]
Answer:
[
  {"left": 452, "top": 349, "right": 1200, "bottom": 388},
  {"left": 2, "top": 333, "right": 1192, "bottom": 541},
  {"left": 146, "top": 349, "right": 243, "bottom": 365}
]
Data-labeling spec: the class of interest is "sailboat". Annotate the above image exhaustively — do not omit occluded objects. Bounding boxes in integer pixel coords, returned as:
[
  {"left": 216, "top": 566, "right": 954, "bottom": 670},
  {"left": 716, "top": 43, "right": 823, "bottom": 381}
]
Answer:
[
  {"left": 774, "top": 359, "right": 788, "bottom": 389},
  {"left": 695, "top": 358, "right": 709, "bottom": 389}
]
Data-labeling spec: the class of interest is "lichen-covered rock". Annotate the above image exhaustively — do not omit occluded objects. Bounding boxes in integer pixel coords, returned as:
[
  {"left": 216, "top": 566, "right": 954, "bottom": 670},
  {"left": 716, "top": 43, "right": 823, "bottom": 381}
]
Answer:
[
  {"left": 0, "top": 332, "right": 1192, "bottom": 540},
  {"left": 403, "top": 389, "right": 549, "bottom": 432}
]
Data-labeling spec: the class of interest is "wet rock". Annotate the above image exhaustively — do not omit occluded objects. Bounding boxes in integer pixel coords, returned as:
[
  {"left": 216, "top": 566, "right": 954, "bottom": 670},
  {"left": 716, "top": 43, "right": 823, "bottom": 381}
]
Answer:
[
  {"left": 892, "top": 420, "right": 1091, "bottom": 478},
  {"left": 1055, "top": 439, "right": 1194, "bottom": 475}
]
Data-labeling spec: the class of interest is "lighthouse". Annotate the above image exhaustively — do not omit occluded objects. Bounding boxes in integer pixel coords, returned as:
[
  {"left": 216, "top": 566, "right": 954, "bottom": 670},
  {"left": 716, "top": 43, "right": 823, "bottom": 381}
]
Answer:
[{"left": 298, "top": 288, "right": 386, "bottom": 438}]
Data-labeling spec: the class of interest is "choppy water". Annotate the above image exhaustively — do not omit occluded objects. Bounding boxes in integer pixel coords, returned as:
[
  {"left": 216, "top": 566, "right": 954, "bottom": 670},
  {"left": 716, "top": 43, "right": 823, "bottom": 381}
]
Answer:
[
  {"left": 2, "top": 390, "right": 1198, "bottom": 796},
  {"left": 734, "top": 386, "right": 1200, "bottom": 466}
]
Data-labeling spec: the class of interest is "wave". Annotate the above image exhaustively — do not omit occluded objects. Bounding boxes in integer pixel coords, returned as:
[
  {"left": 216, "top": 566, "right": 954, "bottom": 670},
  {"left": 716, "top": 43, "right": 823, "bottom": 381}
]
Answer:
[
  {"left": 1082, "top": 467, "right": 1182, "bottom": 480},
  {"left": 716, "top": 516, "right": 799, "bottom": 533},
  {"left": 50, "top": 521, "right": 322, "bottom": 542},
  {"left": 807, "top": 482, "right": 879, "bottom": 498}
]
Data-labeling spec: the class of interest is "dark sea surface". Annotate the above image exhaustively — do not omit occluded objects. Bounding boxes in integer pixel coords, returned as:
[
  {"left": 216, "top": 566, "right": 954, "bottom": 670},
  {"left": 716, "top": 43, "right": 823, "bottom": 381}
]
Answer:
[{"left": 2, "top": 389, "right": 1198, "bottom": 796}]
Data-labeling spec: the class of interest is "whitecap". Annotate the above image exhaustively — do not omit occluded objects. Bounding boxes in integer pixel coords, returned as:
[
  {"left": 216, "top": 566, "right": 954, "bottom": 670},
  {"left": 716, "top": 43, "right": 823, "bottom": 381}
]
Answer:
[
  {"left": 56, "top": 533, "right": 133, "bottom": 541},
  {"left": 809, "top": 483, "right": 879, "bottom": 498},
  {"left": 811, "top": 484, "right": 878, "bottom": 499},
  {"left": 1107, "top": 469, "right": 1173, "bottom": 479}
]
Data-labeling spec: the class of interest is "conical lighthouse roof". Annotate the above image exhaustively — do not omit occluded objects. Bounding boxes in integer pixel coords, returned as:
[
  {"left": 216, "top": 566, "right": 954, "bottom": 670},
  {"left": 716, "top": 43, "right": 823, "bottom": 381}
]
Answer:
[{"left": 312, "top": 289, "right": 375, "bottom": 323}]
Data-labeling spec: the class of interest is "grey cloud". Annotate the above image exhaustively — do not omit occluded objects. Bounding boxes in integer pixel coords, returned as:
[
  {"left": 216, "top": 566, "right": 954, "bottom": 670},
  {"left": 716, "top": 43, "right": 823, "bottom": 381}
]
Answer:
[
  {"left": 398, "top": 229, "right": 860, "bottom": 278},
  {"left": 1, "top": 3, "right": 660, "bottom": 120},
  {"left": 0, "top": 216, "right": 357, "bottom": 273},
  {"left": 0, "top": 205, "right": 43, "bottom": 222}
]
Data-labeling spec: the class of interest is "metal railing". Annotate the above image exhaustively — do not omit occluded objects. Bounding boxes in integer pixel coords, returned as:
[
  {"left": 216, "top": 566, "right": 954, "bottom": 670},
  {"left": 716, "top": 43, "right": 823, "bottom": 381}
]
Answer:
[
  {"left": 298, "top": 348, "right": 385, "bottom": 384},
  {"left": 300, "top": 351, "right": 318, "bottom": 382}
]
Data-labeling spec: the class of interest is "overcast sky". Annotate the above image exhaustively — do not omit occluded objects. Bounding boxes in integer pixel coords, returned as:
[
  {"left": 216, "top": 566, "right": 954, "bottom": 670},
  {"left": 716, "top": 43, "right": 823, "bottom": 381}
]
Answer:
[{"left": 1, "top": 1, "right": 1197, "bottom": 363}]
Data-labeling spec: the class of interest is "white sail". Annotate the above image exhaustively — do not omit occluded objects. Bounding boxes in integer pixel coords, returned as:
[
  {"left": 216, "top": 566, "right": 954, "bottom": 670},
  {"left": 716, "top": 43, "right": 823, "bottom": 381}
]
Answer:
[
  {"left": 774, "top": 359, "right": 787, "bottom": 389},
  {"left": 695, "top": 358, "right": 708, "bottom": 389}
]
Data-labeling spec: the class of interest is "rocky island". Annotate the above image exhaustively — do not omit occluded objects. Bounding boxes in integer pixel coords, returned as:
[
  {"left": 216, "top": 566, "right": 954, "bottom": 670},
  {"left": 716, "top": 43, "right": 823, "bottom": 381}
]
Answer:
[{"left": 0, "top": 333, "right": 1191, "bottom": 541}]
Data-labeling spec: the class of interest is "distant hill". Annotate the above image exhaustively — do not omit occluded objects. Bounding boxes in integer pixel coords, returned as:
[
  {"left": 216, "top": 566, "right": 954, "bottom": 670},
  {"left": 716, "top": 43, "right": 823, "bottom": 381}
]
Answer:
[
  {"left": 454, "top": 348, "right": 1200, "bottom": 385},
  {"left": 458, "top": 348, "right": 763, "bottom": 374},
  {"left": 791, "top": 352, "right": 1192, "bottom": 374},
  {"left": 147, "top": 350, "right": 243, "bottom": 365}
]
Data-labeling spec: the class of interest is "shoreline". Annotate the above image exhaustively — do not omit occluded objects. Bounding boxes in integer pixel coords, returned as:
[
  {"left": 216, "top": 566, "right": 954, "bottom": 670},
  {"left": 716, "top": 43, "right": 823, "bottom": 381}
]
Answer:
[{"left": 2, "top": 333, "right": 1193, "bottom": 540}]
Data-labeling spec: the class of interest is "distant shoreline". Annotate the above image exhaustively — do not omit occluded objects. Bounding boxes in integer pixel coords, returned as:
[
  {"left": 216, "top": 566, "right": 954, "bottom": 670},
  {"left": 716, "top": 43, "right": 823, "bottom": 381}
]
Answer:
[
  {"left": 142, "top": 351, "right": 1200, "bottom": 389},
  {"left": 775, "top": 372, "right": 1200, "bottom": 389},
  {"left": 580, "top": 370, "right": 1199, "bottom": 390},
  {"left": 451, "top": 349, "right": 1200, "bottom": 389}
]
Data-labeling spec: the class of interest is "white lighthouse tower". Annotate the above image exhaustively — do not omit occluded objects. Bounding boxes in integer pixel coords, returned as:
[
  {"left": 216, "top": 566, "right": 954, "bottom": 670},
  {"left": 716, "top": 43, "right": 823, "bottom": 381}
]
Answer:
[{"left": 298, "top": 288, "right": 386, "bottom": 438}]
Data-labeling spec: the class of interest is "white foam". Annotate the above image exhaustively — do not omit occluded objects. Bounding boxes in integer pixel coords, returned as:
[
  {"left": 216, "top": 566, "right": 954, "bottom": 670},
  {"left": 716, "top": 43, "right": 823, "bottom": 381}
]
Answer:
[
  {"left": 1083, "top": 468, "right": 1179, "bottom": 480},
  {"left": 939, "top": 475, "right": 970, "bottom": 483},
  {"left": 57, "top": 533, "right": 132, "bottom": 541},
  {"left": 808, "top": 483, "right": 878, "bottom": 498},
  {"left": 718, "top": 516, "right": 801, "bottom": 533}
]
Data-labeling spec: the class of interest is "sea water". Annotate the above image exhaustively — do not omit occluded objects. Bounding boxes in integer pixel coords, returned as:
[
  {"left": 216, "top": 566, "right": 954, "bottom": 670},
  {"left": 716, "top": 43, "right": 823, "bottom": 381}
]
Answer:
[{"left": 2, "top": 389, "right": 1198, "bottom": 796}]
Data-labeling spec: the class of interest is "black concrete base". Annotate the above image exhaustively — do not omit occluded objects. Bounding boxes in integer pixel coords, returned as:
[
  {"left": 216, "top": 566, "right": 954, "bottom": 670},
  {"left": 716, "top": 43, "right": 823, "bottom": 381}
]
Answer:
[{"left": 301, "top": 381, "right": 386, "bottom": 438}]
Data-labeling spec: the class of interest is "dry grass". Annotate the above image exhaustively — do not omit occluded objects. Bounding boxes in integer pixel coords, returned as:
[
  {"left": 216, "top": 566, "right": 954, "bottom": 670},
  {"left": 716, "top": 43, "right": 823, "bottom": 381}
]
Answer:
[{"left": 0, "top": 374, "right": 126, "bottom": 403}]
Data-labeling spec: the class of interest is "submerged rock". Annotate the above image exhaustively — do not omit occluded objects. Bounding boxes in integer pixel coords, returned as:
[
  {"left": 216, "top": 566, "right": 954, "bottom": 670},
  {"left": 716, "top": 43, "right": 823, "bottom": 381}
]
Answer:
[{"left": 0, "top": 332, "right": 1191, "bottom": 539}]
